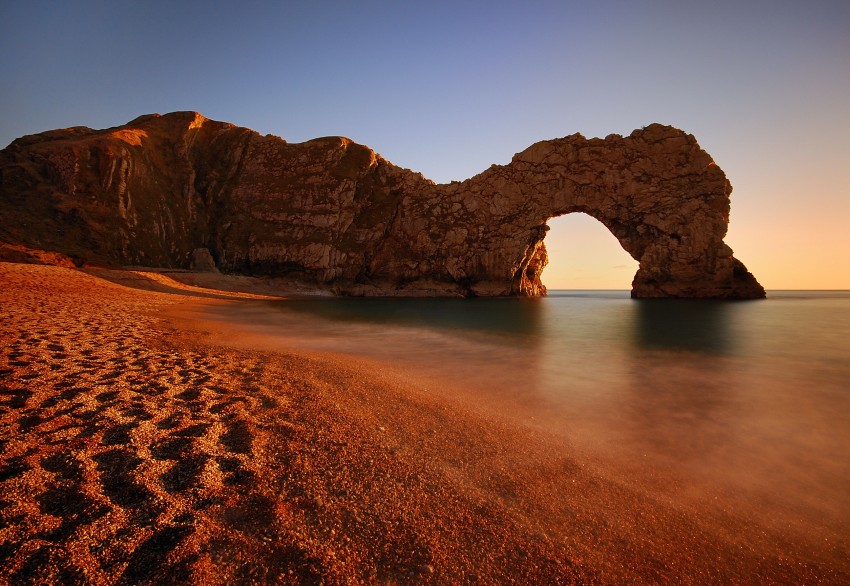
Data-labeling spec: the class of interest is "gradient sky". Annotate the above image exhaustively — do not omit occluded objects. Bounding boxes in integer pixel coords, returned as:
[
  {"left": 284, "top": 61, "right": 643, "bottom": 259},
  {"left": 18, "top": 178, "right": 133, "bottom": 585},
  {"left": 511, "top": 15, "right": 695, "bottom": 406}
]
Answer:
[{"left": 1, "top": 1, "right": 848, "bottom": 289}]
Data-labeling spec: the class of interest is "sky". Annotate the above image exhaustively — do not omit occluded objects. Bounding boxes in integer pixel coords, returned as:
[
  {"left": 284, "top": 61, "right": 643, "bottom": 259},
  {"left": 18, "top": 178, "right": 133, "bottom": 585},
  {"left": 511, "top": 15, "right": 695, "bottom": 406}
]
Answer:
[{"left": 1, "top": 1, "right": 848, "bottom": 289}]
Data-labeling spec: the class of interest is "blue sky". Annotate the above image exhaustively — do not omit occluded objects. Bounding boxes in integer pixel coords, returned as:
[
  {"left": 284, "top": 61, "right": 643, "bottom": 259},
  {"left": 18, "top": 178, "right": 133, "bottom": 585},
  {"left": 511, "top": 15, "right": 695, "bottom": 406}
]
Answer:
[{"left": 2, "top": 1, "right": 848, "bottom": 288}]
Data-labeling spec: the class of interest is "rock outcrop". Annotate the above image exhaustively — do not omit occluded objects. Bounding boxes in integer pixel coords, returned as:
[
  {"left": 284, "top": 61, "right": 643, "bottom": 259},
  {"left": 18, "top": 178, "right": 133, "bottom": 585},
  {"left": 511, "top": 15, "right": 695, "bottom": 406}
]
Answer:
[{"left": 0, "top": 111, "right": 764, "bottom": 298}]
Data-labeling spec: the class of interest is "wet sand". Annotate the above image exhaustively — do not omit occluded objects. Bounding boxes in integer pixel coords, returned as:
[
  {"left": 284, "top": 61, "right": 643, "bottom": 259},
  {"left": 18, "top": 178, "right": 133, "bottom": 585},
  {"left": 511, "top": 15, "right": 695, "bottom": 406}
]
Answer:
[{"left": 0, "top": 261, "right": 846, "bottom": 584}]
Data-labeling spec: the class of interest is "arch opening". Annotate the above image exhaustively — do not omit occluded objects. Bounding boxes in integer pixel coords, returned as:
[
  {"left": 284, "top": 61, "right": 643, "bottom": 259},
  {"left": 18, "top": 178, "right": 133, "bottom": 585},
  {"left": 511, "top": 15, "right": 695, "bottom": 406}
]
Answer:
[{"left": 542, "top": 212, "right": 640, "bottom": 291}]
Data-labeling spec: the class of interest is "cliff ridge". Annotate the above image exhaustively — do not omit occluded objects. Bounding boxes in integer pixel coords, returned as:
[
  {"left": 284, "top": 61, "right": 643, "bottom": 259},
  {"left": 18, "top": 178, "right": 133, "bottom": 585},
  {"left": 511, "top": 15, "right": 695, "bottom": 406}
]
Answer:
[{"left": 0, "top": 112, "right": 765, "bottom": 298}]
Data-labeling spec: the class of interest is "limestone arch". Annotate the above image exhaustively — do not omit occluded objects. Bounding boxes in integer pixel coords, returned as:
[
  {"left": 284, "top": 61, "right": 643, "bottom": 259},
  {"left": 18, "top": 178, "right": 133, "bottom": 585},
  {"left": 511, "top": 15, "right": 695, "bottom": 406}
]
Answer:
[
  {"left": 0, "top": 112, "right": 765, "bottom": 299},
  {"left": 457, "top": 125, "right": 765, "bottom": 299}
]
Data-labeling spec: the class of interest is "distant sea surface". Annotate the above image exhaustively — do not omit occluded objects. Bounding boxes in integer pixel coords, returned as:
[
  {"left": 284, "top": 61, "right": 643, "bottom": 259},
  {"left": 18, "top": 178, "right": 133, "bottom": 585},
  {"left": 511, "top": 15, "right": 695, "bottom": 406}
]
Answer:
[{"left": 217, "top": 290, "right": 850, "bottom": 540}]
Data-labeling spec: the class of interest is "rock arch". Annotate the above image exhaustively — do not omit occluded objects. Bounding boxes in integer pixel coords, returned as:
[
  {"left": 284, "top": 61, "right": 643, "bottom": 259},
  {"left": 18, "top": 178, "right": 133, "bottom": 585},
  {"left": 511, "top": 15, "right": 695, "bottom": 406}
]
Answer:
[
  {"left": 366, "top": 123, "right": 764, "bottom": 298},
  {"left": 0, "top": 112, "right": 764, "bottom": 299}
]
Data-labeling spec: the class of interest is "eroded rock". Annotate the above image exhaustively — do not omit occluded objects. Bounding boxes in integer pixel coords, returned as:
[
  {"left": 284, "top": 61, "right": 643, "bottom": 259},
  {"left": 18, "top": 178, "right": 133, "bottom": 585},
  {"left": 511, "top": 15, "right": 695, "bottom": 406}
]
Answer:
[
  {"left": 190, "top": 248, "right": 218, "bottom": 273},
  {"left": 0, "top": 112, "right": 764, "bottom": 298}
]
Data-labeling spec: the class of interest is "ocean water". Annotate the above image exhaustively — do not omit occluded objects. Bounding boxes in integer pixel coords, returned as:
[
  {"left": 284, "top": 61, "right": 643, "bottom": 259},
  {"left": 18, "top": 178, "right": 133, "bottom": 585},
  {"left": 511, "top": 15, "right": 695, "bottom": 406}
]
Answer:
[{"left": 219, "top": 290, "right": 850, "bottom": 539}]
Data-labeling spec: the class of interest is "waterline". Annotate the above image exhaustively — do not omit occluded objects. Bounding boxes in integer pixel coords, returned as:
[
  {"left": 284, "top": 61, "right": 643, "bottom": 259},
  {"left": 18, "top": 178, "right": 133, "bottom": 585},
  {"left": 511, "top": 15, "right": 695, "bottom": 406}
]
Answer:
[{"left": 210, "top": 290, "right": 850, "bottom": 542}]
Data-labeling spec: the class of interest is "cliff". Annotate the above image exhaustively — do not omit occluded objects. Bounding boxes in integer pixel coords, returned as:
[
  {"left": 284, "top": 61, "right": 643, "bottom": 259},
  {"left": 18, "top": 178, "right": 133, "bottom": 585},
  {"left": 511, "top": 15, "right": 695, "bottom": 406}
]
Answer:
[{"left": 0, "top": 111, "right": 764, "bottom": 298}]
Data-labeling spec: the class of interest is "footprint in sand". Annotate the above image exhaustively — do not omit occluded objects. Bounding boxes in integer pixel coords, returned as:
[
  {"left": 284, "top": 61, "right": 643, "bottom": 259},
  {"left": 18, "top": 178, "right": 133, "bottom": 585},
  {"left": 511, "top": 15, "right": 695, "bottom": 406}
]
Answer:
[
  {"left": 92, "top": 448, "right": 162, "bottom": 522},
  {"left": 10, "top": 544, "right": 88, "bottom": 586},
  {"left": 37, "top": 482, "right": 108, "bottom": 542},
  {"left": 217, "top": 456, "right": 256, "bottom": 489},
  {"left": 95, "top": 390, "right": 119, "bottom": 403},
  {"left": 150, "top": 436, "right": 195, "bottom": 461},
  {"left": 100, "top": 422, "right": 138, "bottom": 446},
  {"left": 118, "top": 523, "right": 194, "bottom": 584},
  {"left": 161, "top": 453, "right": 209, "bottom": 494},
  {"left": 0, "top": 388, "right": 32, "bottom": 409},
  {"left": 220, "top": 420, "right": 253, "bottom": 455},
  {"left": 0, "top": 456, "right": 30, "bottom": 482}
]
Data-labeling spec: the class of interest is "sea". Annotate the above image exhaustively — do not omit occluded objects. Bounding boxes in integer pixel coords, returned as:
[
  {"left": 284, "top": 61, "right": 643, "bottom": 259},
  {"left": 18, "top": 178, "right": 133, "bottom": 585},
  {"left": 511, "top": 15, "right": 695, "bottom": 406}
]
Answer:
[{"left": 215, "top": 290, "right": 850, "bottom": 541}]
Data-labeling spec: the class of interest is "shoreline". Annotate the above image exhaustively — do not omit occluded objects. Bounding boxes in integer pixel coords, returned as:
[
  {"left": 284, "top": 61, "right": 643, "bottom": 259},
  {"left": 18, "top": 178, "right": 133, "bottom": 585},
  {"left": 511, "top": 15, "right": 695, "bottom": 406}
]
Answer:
[{"left": 1, "top": 262, "right": 846, "bottom": 584}]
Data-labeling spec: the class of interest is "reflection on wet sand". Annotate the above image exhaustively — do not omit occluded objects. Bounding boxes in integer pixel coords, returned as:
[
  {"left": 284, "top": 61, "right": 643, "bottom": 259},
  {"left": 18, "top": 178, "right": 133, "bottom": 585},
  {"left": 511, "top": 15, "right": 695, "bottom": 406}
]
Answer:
[
  {"left": 5, "top": 262, "right": 848, "bottom": 583},
  {"left": 267, "top": 293, "right": 849, "bottom": 537},
  {"left": 197, "top": 290, "right": 850, "bottom": 581}
]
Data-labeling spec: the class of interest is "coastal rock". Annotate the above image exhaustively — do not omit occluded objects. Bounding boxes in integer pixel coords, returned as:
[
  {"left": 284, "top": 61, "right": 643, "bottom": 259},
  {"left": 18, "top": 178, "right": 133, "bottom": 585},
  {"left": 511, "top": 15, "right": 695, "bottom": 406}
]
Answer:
[
  {"left": 190, "top": 248, "right": 218, "bottom": 273},
  {"left": 0, "top": 111, "right": 764, "bottom": 298}
]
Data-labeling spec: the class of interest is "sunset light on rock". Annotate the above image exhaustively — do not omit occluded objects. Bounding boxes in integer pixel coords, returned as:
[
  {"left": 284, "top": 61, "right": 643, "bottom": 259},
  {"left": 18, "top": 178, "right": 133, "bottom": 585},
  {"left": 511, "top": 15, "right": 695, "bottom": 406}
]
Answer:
[{"left": 1, "top": 2, "right": 848, "bottom": 584}]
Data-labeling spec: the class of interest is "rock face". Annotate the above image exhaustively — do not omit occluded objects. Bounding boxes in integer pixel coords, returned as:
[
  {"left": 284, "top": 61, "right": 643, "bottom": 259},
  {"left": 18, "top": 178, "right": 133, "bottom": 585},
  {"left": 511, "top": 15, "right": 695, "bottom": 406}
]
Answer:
[
  {"left": 190, "top": 248, "right": 219, "bottom": 273},
  {"left": 0, "top": 111, "right": 764, "bottom": 298}
]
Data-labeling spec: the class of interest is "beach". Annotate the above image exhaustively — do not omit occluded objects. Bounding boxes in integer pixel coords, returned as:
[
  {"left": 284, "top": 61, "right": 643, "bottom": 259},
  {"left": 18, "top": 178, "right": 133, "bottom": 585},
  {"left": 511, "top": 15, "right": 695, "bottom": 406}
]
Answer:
[{"left": 1, "top": 261, "right": 847, "bottom": 585}]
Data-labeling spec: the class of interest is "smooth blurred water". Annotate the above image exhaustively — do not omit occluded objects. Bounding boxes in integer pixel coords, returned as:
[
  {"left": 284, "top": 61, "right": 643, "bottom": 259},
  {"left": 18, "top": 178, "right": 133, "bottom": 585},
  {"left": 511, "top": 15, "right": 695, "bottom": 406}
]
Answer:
[{"left": 222, "top": 290, "right": 850, "bottom": 536}]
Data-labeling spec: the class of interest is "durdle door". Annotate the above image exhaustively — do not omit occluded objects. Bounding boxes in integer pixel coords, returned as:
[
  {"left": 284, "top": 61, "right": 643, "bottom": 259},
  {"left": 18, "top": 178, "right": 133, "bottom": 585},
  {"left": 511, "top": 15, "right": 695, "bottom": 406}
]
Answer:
[{"left": 0, "top": 112, "right": 764, "bottom": 299}]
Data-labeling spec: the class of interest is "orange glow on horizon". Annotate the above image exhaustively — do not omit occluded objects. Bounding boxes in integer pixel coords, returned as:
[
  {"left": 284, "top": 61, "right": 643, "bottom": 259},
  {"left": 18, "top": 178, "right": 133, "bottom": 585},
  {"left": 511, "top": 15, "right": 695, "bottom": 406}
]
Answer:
[{"left": 542, "top": 213, "right": 639, "bottom": 290}]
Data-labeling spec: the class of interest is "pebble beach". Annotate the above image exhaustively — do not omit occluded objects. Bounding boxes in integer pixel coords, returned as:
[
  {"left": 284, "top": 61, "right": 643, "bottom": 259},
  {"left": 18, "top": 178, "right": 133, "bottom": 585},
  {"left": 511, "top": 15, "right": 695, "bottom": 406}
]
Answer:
[{"left": 0, "top": 262, "right": 846, "bottom": 584}]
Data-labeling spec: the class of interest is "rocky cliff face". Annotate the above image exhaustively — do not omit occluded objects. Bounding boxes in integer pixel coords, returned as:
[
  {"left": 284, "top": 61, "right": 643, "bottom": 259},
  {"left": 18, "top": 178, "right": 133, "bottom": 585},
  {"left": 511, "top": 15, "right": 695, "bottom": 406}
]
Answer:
[{"left": 0, "top": 111, "right": 764, "bottom": 298}]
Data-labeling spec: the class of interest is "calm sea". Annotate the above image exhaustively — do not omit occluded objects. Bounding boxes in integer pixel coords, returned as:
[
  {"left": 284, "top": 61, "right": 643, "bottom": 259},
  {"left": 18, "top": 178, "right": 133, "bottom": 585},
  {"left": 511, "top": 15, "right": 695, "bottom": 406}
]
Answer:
[{"left": 219, "top": 290, "right": 850, "bottom": 540}]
